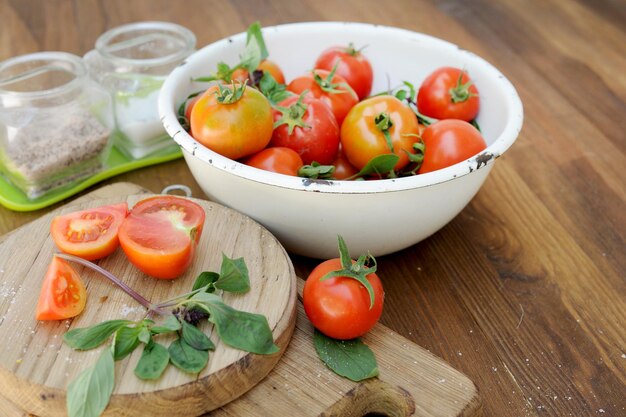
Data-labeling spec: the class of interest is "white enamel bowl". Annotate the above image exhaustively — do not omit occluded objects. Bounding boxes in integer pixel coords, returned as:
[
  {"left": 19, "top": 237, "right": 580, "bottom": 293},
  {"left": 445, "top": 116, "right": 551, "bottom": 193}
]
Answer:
[{"left": 159, "top": 22, "right": 523, "bottom": 259}]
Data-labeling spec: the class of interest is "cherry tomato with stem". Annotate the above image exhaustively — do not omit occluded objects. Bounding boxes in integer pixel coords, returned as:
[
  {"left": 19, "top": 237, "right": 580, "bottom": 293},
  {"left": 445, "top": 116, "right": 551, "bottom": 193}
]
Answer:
[
  {"left": 303, "top": 236, "right": 384, "bottom": 340},
  {"left": 36, "top": 256, "right": 87, "bottom": 321},
  {"left": 50, "top": 203, "right": 128, "bottom": 261},
  {"left": 417, "top": 67, "right": 479, "bottom": 122},
  {"left": 341, "top": 95, "right": 421, "bottom": 171},
  {"left": 190, "top": 82, "right": 273, "bottom": 160},
  {"left": 118, "top": 196, "right": 206, "bottom": 279},
  {"left": 314, "top": 43, "right": 373, "bottom": 100},
  {"left": 270, "top": 94, "right": 340, "bottom": 165},
  {"left": 418, "top": 119, "right": 487, "bottom": 174},
  {"left": 241, "top": 147, "right": 303, "bottom": 176},
  {"left": 287, "top": 67, "right": 358, "bottom": 125}
]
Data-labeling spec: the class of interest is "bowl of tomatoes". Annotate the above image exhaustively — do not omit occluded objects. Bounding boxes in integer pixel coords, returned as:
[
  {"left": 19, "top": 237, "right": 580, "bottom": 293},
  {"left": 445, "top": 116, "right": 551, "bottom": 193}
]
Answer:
[{"left": 158, "top": 22, "right": 523, "bottom": 259}]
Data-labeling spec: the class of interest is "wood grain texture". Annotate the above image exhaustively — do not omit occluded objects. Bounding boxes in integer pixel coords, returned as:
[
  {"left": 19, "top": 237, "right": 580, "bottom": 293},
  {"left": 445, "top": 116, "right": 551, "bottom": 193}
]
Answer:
[
  {"left": 0, "top": 183, "right": 480, "bottom": 417},
  {"left": 0, "top": 0, "right": 624, "bottom": 416},
  {"left": 0, "top": 191, "right": 297, "bottom": 416}
]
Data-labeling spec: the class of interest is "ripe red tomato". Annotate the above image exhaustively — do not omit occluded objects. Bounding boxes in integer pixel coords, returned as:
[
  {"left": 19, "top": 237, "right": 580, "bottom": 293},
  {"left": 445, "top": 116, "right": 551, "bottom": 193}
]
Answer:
[
  {"left": 314, "top": 44, "right": 373, "bottom": 100},
  {"left": 50, "top": 203, "right": 128, "bottom": 261},
  {"left": 36, "top": 256, "right": 86, "bottom": 321},
  {"left": 118, "top": 196, "right": 206, "bottom": 279},
  {"left": 330, "top": 145, "right": 359, "bottom": 180},
  {"left": 232, "top": 59, "right": 286, "bottom": 85},
  {"left": 417, "top": 67, "right": 480, "bottom": 121},
  {"left": 287, "top": 69, "right": 358, "bottom": 125},
  {"left": 303, "top": 258, "right": 384, "bottom": 340},
  {"left": 341, "top": 95, "right": 420, "bottom": 171},
  {"left": 190, "top": 83, "right": 273, "bottom": 160},
  {"left": 418, "top": 119, "right": 487, "bottom": 174},
  {"left": 241, "top": 147, "right": 303, "bottom": 176},
  {"left": 270, "top": 95, "right": 340, "bottom": 165}
]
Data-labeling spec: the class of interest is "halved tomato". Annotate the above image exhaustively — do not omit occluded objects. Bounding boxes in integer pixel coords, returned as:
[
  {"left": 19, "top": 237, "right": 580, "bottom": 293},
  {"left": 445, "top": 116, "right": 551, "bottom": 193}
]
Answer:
[
  {"left": 118, "top": 196, "right": 206, "bottom": 279},
  {"left": 50, "top": 203, "right": 128, "bottom": 261},
  {"left": 36, "top": 256, "right": 86, "bottom": 321}
]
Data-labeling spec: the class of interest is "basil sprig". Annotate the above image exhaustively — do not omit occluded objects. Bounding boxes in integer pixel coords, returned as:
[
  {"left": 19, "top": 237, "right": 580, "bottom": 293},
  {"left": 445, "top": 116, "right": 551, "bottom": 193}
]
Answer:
[{"left": 63, "top": 254, "right": 277, "bottom": 417}]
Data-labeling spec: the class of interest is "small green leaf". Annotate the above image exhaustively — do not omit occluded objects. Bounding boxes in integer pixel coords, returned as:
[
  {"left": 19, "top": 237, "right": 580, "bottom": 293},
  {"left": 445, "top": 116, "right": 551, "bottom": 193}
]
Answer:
[
  {"left": 113, "top": 326, "right": 141, "bottom": 361},
  {"left": 259, "top": 72, "right": 292, "bottom": 104},
  {"left": 470, "top": 119, "right": 481, "bottom": 132},
  {"left": 181, "top": 321, "right": 215, "bottom": 351},
  {"left": 66, "top": 348, "right": 115, "bottom": 417},
  {"left": 200, "top": 296, "right": 278, "bottom": 355},
  {"left": 298, "top": 162, "right": 335, "bottom": 179},
  {"left": 216, "top": 254, "right": 250, "bottom": 293},
  {"left": 134, "top": 341, "right": 170, "bottom": 380},
  {"left": 151, "top": 315, "right": 182, "bottom": 334},
  {"left": 313, "top": 330, "right": 379, "bottom": 382},
  {"left": 239, "top": 21, "right": 269, "bottom": 73},
  {"left": 168, "top": 338, "right": 209, "bottom": 374},
  {"left": 349, "top": 154, "right": 399, "bottom": 179},
  {"left": 192, "top": 271, "right": 220, "bottom": 292},
  {"left": 138, "top": 327, "right": 151, "bottom": 345},
  {"left": 64, "top": 320, "right": 132, "bottom": 351}
]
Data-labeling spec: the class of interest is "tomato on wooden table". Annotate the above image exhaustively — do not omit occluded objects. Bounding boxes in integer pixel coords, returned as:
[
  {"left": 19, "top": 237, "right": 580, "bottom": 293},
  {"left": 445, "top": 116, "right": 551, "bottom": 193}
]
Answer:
[
  {"left": 190, "top": 83, "right": 273, "bottom": 160},
  {"left": 341, "top": 95, "right": 421, "bottom": 171},
  {"left": 241, "top": 147, "right": 303, "bottom": 176},
  {"left": 287, "top": 69, "right": 358, "bottom": 125},
  {"left": 314, "top": 43, "right": 373, "bottom": 100},
  {"left": 303, "top": 238, "right": 384, "bottom": 340},
  {"left": 270, "top": 94, "right": 340, "bottom": 165},
  {"left": 50, "top": 203, "right": 128, "bottom": 261},
  {"left": 418, "top": 119, "right": 487, "bottom": 174},
  {"left": 417, "top": 67, "right": 480, "bottom": 122},
  {"left": 118, "top": 196, "right": 206, "bottom": 279},
  {"left": 36, "top": 256, "right": 86, "bottom": 321}
]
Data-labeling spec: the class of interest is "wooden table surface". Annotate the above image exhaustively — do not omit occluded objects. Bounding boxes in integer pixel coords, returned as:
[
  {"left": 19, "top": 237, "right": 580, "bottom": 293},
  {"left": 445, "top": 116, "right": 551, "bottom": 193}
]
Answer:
[{"left": 0, "top": 1, "right": 624, "bottom": 416}]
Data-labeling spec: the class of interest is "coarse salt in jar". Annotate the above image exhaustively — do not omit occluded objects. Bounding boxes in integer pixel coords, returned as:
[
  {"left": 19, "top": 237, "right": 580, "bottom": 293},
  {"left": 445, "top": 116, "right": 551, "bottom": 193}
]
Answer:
[
  {"left": 84, "top": 21, "right": 196, "bottom": 159},
  {"left": 0, "top": 52, "right": 113, "bottom": 200}
]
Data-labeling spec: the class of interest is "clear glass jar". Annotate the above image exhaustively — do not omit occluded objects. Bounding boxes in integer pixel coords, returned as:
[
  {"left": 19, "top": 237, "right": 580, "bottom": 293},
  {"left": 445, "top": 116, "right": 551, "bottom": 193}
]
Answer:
[
  {"left": 0, "top": 52, "right": 113, "bottom": 200},
  {"left": 84, "top": 22, "right": 196, "bottom": 159}
]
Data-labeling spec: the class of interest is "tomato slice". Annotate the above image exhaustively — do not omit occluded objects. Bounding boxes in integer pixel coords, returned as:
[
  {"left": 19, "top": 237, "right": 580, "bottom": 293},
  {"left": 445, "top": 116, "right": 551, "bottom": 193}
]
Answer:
[
  {"left": 118, "top": 196, "right": 206, "bottom": 280},
  {"left": 50, "top": 203, "right": 128, "bottom": 261},
  {"left": 36, "top": 257, "right": 87, "bottom": 321}
]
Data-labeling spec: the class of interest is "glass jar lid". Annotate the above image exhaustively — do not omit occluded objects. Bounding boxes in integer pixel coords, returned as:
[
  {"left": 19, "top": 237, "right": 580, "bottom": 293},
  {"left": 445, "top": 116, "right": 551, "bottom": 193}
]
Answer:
[
  {"left": 0, "top": 52, "right": 86, "bottom": 101},
  {"left": 95, "top": 21, "right": 196, "bottom": 68}
]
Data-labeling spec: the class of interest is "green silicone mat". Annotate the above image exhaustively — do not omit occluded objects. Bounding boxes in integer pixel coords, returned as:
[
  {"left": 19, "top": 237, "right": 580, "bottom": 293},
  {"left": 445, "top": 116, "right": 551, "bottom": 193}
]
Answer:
[{"left": 0, "top": 145, "right": 182, "bottom": 212}]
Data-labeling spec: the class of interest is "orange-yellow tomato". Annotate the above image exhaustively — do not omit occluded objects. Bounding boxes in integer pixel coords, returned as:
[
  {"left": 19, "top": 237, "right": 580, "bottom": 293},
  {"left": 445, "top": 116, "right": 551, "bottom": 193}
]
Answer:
[
  {"left": 340, "top": 95, "right": 420, "bottom": 171},
  {"left": 231, "top": 59, "right": 286, "bottom": 84},
  {"left": 190, "top": 84, "right": 273, "bottom": 160}
]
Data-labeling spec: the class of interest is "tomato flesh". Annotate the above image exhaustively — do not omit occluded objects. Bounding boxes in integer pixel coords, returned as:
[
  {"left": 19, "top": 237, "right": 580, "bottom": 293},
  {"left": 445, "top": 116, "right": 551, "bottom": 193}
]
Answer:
[
  {"left": 36, "top": 257, "right": 86, "bottom": 321},
  {"left": 118, "top": 196, "right": 205, "bottom": 279},
  {"left": 303, "top": 258, "right": 384, "bottom": 340},
  {"left": 50, "top": 203, "right": 128, "bottom": 261}
]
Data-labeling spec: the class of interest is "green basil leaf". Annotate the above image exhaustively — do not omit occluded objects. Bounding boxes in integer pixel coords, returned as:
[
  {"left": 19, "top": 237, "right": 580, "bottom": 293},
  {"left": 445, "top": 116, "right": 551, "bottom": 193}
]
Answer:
[
  {"left": 470, "top": 119, "right": 481, "bottom": 133},
  {"left": 168, "top": 338, "right": 209, "bottom": 374},
  {"left": 66, "top": 348, "right": 115, "bottom": 417},
  {"left": 216, "top": 254, "right": 250, "bottom": 293},
  {"left": 357, "top": 154, "right": 399, "bottom": 178},
  {"left": 313, "top": 330, "right": 379, "bottom": 382},
  {"left": 64, "top": 320, "right": 132, "bottom": 351},
  {"left": 192, "top": 271, "right": 220, "bottom": 292},
  {"left": 239, "top": 22, "right": 268, "bottom": 73},
  {"left": 150, "top": 315, "right": 182, "bottom": 334},
  {"left": 259, "top": 72, "right": 292, "bottom": 104},
  {"left": 205, "top": 298, "right": 278, "bottom": 355},
  {"left": 138, "top": 327, "right": 151, "bottom": 345},
  {"left": 181, "top": 320, "right": 215, "bottom": 351},
  {"left": 113, "top": 326, "right": 141, "bottom": 361},
  {"left": 134, "top": 341, "right": 170, "bottom": 380}
]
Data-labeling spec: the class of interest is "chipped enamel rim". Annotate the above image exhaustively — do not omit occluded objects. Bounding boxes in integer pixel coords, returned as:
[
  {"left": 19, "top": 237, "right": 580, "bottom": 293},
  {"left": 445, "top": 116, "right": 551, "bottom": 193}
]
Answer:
[{"left": 159, "top": 22, "right": 523, "bottom": 194}]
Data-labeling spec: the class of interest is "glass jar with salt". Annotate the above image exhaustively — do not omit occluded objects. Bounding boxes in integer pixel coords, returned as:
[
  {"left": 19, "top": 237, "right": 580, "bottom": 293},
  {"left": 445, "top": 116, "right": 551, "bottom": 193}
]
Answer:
[
  {"left": 0, "top": 52, "right": 113, "bottom": 200},
  {"left": 84, "top": 22, "right": 196, "bottom": 159}
]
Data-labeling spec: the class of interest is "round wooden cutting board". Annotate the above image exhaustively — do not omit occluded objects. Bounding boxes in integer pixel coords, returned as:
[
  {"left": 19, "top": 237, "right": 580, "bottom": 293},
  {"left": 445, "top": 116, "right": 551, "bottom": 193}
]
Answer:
[{"left": 0, "top": 193, "right": 297, "bottom": 417}]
